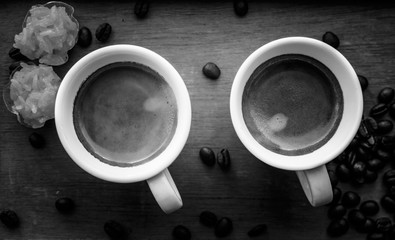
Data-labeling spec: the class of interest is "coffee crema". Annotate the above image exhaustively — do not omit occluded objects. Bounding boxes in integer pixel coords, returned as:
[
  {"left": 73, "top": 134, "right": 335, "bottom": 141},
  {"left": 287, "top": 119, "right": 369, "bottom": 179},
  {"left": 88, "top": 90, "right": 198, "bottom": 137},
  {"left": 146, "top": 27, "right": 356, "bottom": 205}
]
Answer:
[
  {"left": 242, "top": 54, "right": 343, "bottom": 156},
  {"left": 73, "top": 62, "right": 177, "bottom": 167}
]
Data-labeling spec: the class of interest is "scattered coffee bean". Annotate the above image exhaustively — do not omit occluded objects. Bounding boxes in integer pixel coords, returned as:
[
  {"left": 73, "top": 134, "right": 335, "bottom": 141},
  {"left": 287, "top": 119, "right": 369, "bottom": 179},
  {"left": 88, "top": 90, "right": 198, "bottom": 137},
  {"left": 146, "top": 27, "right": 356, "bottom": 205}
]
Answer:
[
  {"left": 172, "top": 225, "right": 191, "bottom": 240},
  {"left": 380, "top": 195, "right": 395, "bottom": 213},
  {"left": 363, "top": 117, "right": 379, "bottom": 135},
  {"left": 358, "top": 74, "right": 369, "bottom": 91},
  {"left": 356, "top": 218, "right": 376, "bottom": 233},
  {"left": 328, "top": 170, "right": 338, "bottom": 187},
  {"left": 356, "top": 146, "right": 371, "bottom": 162},
  {"left": 247, "top": 224, "right": 267, "bottom": 237},
  {"left": 327, "top": 218, "right": 349, "bottom": 237},
  {"left": 217, "top": 148, "right": 231, "bottom": 171},
  {"left": 383, "top": 170, "right": 395, "bottom": 187},
  {"left": 389, "top": 102, "right": 395, "bottom": 119},
  {"left": 8, "top": 47, "right": 28, "bottom": 61},
  {"left": 199, "top": 211, "right": 217, "bottom": 228},
  {"left": 104, "top": 220, "right": 127, "bottom": 240},
  {"left": 215, "top": 217, "right": 233, "bottom": 237},
  {"left": 345, "top": 150, "right": 358, "bottom": 168},
  {"left": 328, "top": 204, "right": 346, "bottom": 219},
  {"left": 348, "top": 209, "right": 366, "bottom": 227},
  {"left": 322, "top": 31, "right": 340, "bottom": 49},
  {"left": 95, "top": 23, "right": 112, "bottom": 43},
  {"left": 378, "top": 87, "right": 395, "bottom": 103},
  {"left": 199, "top": 147, "right": 216, "bottom": 166},
  {"left": 78, "top": 26, "right": 92, "bottom": 48},
  {"left": 134, "top": 1, "right": 150, "bottom": 19},
  {"left": 364, "top": 170, "right": 378, "bottom": 183},
  {"left": 202, "top": 62, "right": 221, "bottom": 80},
  {"left": 360, "top": 200, "right": 379, "bottom": 216},
  {"left": 342, "top": 191, "right": 361, "bottom": 208},
  {"left": 367, "top": 232, "right": 385, "bottom": 240},
  {"left": 375, "top": 148, "right": 392, "bottom": 162},
  {"left": 379, "top": 135, "right": 395, "bottom": 150},
  {"left": 336, "top": 163, "right": 351, "bottom": 182},
  {"left": 367, "top": 158, "right": 385, "bottom": 171},
  {"left": 0, "top": 209, "right": 20, "bottom": 229},
  {"left": 233, "top": 0, "right": 248, "bottom": 17},
  {"left": 331, "top": 187, "right": 342, "bottom": 205},
  {"left": 29, "top": 132, "right": 46, "bottom": 148},
  {"left": 55, "top": 197, "right": 75, "bottom": 214},
  {"left": 377, "top": 120, "right": 393, "bottom": 134},
  {"left": 351, "top": 161, "right": 367, "bottom": 180},
  {"left": 358, "top": 121, "right": 371, "bottom": 140},
  {"left": 370, "top": 103, "right": 388, "bottom": 118},
  {"left": 375, "top": 217, "right": 392, "bottom": 233}
]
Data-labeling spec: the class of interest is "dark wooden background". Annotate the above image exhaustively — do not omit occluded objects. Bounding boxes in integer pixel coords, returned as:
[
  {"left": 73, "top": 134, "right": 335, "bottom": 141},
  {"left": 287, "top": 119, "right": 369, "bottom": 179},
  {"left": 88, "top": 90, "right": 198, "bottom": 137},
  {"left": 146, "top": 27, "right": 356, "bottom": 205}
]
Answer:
[{"left": 1, "top": 1, "right": 395, "bottom": 239}]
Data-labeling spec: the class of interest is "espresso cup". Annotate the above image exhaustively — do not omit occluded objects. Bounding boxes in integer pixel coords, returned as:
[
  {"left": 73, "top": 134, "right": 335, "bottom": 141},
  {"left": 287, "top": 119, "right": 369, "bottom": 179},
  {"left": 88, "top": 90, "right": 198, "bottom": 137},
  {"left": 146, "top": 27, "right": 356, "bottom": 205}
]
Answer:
[
  {"left": 230, "top": 37, "right": 363, "bottom": 206},
  {"left": 55, "top": 45, "right": 191, "bottom": 213}
]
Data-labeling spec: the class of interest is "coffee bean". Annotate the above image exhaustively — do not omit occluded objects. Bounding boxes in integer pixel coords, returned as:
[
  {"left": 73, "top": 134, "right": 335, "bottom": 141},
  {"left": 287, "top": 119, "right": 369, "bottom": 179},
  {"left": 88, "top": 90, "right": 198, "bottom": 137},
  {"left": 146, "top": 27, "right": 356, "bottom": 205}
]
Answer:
[
  {"left": 328, "top": 204, "right": 346, "bottom": 219},
  {"left": 345, "top": 150, "right": 357, "bottom": 168},
  {"left": 351, "top": 161, "right": 367, "bottom": 181},
  {"left": 360, "top": 200, "right": 379, "bottom": 216},
  {"left": 199, "top": 211, "right": 217, "bottom": 228},
  {"left": 104, "top": 220, "right": 127, "bottom": 240},
  {"left": 0, "top": 209, "right": 20, "bottom": 229},
  {"left": 363, "top": 117, "right": 379, "bottom": 135},
  {"left": 9, "top": 47, "right": 28, "bottom": 61},
  {"left": 199, "top": 147, "right": 216, "bottom": 166},
  {"left": 247, "top": 224, "right": 267, "bottom": 237},
  {"left": 348, "top": 209, "right": 366, "bottom": 227},
  {"left": 367, "top": 158, "right": 385, "bottom": 171},
  {"left": 383, "top": 170, "right": 395, "bottom": 187},
  {"left": 78, "top": 26, "right": 92, "bottom": 48},
  {"left": 356, "top": 218, "right": 376, "bottom": 233},
  {"left": 378, "top": 87, "right": 395, "bottom": 104},
  {"left": 356, "top": 146, "right": 371, "bottom": 162},
  {"left": 336, "top": 163, "right": 351, "bottom": 182},
  {"left": 202, "top": 62, "right": 221, "bottom": 80},
  {"left": 342, "top": 191, "right": 361, "bottom": 208},
  {"left": 375, "top": 217, "right": 392, "bottom": 233},
  {"left": 215, "top": 217, "right": 233, "bottom": 237},
  {"left": 380, "top": 195, "right": 395, "bottom": 213},
  {"left": 389, "top": 102, "right": 395, "bottom": 119},
  {"left": 217, "top": 148, "right": 231, "bottom": 171},
  {"left": 375, "top": 148, "right": 392, "bottom": 162},
  {"left": 358, "top": 74, "right": 369, "bottom": 91},
  {"left": 95, "top": 23, "right": 112, "bottom": 43},
  {"left": 134, "top": 1, "right": 150, "bottom": 19},
  {"left": 377, "top": 120, "right": 393, "bottom": 134},
  {"left": 172, "top": 225, "right": 191, "bottom": 240},
  {"left": 29, "top": 132, "right": 46, "bottom": 148},
  {"left": 55, "top": 197, "right": 75, "bottom": 214},
  {"left": 322, "top": 31, "right": 340, "bottom": 49},
  {"left": 358, "top": 121, "right": 371, "bottom": 140},
  {"left": 379, "top": 135, "right": 395, "bottom": 150},
  {"left": 367, "top": 232, "right": 385, "bottom": 240},
  {"left": 328, "top": 170, "right": 338, "bottom": 187},
  {"left": 370, "top": 103, "right": 388, "bottom": 118},
  {"left": 365, "top": 170, "right": 378, "bottom": 183},
  {"left": 326, "top": 218, "right": 349, "bottom": 237},
  {"left": 233, "top": 0, "right": 248, "bottom": 17},
  {"left": 330, "top": 187, "right": 342, "bottom": 205}
]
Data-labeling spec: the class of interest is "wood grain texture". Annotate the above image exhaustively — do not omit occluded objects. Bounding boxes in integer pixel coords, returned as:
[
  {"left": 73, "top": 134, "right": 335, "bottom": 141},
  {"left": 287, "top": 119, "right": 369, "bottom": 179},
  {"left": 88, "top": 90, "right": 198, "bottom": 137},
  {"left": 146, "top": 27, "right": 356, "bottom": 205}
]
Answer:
[{"left": 1, "top": 1, "right": 395, "bottom": 239}]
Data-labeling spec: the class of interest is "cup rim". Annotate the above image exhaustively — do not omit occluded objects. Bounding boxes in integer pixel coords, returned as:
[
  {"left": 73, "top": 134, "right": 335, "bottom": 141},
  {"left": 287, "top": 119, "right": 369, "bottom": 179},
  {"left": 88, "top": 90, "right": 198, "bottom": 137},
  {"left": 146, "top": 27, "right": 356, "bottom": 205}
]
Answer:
[
  {"left": 55, "top": 44, "right": 191, "bottom": 183},
  {"left": 230, "top": 37, "right": 363, "bottom": 171}
]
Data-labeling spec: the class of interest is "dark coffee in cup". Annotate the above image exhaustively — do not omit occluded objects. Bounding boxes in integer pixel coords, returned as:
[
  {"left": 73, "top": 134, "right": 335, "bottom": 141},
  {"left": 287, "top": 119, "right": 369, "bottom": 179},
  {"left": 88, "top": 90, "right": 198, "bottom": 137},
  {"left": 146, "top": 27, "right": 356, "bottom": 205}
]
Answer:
[
  {"left": 73, "top": 62, "right": 177, "bottom": 167},
  {"left": 242, "top": 54, "right": 343, "bottom": 156}
]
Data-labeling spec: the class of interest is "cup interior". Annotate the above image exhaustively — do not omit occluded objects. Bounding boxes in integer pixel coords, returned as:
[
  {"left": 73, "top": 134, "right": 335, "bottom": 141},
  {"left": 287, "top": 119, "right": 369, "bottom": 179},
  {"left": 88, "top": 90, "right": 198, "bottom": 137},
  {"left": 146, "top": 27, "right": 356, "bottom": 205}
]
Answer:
[
  {"left": 230, "top": 37, "right": 363, "bottom": 171},
  {"left": 55, "top": 45, "right": 191, "bottom": 183}
]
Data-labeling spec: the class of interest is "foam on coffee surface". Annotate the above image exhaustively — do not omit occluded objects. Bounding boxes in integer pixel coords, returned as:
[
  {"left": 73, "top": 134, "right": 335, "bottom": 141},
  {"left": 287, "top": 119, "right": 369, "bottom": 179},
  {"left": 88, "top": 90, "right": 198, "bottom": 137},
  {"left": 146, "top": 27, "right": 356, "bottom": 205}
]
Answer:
[
  {"left": 73, "top": 62, "right": 177, "bottom": 166},
  {"left": 242, "top": 54, "right": 343, "bottom": 155}
]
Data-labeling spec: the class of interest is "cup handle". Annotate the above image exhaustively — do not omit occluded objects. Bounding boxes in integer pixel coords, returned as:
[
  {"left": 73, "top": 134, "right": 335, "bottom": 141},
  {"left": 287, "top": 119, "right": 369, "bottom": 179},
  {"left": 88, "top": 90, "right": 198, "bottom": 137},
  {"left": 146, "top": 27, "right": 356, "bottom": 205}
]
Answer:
[
  {"left": 146, "top": 168, "right": 183, "bottom": 214},
  {"left": 296, "top": 165, "right": 333, "bottom": 207}
]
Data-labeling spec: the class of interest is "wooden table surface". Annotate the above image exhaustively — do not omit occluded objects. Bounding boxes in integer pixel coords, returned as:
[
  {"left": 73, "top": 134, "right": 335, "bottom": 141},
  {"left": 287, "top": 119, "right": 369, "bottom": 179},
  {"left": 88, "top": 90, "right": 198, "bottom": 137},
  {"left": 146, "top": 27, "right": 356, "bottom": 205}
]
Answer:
[{"left": 1, "top": 1, "right": 395, "bottom": 239}]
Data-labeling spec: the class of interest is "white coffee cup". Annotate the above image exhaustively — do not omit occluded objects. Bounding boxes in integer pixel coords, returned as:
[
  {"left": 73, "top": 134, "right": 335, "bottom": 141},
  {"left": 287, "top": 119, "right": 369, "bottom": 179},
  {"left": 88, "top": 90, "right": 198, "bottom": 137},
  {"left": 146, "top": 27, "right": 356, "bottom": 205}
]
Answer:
[
  {"left": 230, "top": 37, "right": 363, "bottom": 206},
  {"left": 55, "top": 45, "right": 191, "bottom": 213}
]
